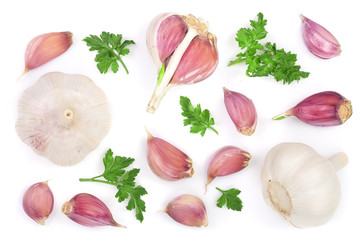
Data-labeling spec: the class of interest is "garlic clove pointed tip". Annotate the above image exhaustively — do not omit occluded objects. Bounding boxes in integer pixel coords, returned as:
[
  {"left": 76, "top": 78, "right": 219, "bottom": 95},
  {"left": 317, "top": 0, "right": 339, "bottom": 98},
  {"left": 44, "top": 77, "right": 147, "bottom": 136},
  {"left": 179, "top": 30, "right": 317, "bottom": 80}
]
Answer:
[
  {"left": 144, "top": 127, "right": 153, "bottom": 140},
  {"left": 299, "top": 14, "right": 306, "bottom": 21},
  {"left": 17, "top": 68, "right": 29, "bottom": 82},
  {"left": 222, "top": 87, "right": 229, "bottom": 93}
]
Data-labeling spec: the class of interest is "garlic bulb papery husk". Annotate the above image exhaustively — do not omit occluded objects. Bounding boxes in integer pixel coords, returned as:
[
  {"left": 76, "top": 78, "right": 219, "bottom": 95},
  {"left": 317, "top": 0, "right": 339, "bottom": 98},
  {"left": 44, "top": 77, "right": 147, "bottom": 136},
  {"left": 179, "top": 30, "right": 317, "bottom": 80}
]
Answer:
[
  {"left": 23, "top": 181, "right": 54, "bottom": 225},
  {"left": 300, "top": 15, "right": 341, "bottom": 59},
  {"left": 261, "top": 143, "right": 348, "bottom": 228},
  {"left": 146, "top": 130, "right": 194, "bottom": 181},
  {"left": 161, "top": 194, "right": 208, "bottom": 227},
  {"left": 15, "top": 72, "right": 111, "bottom": 166},
  {"left": 146, "top": 13, "right": 218, "bottom": 113},
  {"left": 272, "top": 91, "right": 352, "bottom": 127}
]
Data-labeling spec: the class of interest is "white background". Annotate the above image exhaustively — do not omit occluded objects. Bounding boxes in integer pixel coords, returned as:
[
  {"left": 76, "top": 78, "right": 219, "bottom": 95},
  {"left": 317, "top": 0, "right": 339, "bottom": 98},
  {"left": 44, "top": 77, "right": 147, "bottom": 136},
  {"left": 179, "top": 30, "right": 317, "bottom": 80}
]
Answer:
[{"left": 1, "top": 0, "right": 359, "bottom": 239}]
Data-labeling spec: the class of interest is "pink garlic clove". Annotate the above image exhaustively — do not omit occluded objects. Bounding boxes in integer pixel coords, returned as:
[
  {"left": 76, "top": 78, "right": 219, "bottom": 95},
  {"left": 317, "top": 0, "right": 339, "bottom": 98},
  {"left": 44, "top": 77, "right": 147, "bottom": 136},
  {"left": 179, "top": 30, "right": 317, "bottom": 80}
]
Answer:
[
  {"left": 161, "top": 194, "right": 208, "bottom": 227},
  {"left": 22, "top": 181, "right": 54, "bottom": 225},
  {"left": 62, "top": 193, "right": 126, "bottom": 228},
  {"left": 206, "top": 146, "right": 251, "bottom": 191},
  {"left": 146, "top": 130, "right": 194, "bottom": 181},
  {"left": 300, "top": 14, "right": 341, "bottom": 59},
  {"left": 146, "top": 13, "right": 218, "bottom": 113},
  {"left": 223, "top": 87, "right": 257, "bottom": 136},
  {"left": 273, "top": 91, "right": 352, "bottom": 127},
  {"left": 19, "top": 32, "right": 73, "bottom": 80}
]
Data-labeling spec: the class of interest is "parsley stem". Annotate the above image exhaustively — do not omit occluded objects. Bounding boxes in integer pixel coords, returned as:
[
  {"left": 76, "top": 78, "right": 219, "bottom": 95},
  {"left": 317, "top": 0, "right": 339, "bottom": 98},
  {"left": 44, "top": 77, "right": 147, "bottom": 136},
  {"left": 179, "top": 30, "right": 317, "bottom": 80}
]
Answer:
[
  {"left": 117, "top": 56, "right": 129, "bottom": 74},
  {"left": 208, "top": 125, "right": 219, "bottom": 135},
  {"left": 79, "top": 177, "right": 118, "bottom": 186}
]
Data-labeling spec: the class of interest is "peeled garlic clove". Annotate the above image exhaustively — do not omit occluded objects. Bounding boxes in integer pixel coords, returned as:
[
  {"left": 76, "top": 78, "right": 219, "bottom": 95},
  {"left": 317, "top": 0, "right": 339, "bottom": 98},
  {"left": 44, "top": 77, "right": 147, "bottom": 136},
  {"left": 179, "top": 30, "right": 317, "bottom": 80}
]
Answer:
[
  {"left": 261, "top": 143, "right": 347, "bottom": 227},
  {"left": 62, "top": 193, "right": 125, "bottom": 228},
  {"left": 146, "top": 130, "right": 194, "bottom": 181},
  {"left": 23, "top": 181, "right": 54, "bottom": 225},
  {"left": 15, "top": 72, "right": 111, "bottom": 166},
  {"left": 161, "top": 194, "right": 208, "bottom": 227},
  {"left": 273, "top": 91, "right": 352, "bottom": 127},
  {"left": 20, "top": 31, "right": 73, "bottom": 79},
  {"left": 223, "top": 87, "right": 257, "bottom": 136},
  {"left": 300, "top": 15, "right": 341, "bottom": 59},
  {"left": 146, "top": 13, "right": 218, "bottom": 113},
  {"left": 206, "top": 146, "right": 251, "bottom": 191}
]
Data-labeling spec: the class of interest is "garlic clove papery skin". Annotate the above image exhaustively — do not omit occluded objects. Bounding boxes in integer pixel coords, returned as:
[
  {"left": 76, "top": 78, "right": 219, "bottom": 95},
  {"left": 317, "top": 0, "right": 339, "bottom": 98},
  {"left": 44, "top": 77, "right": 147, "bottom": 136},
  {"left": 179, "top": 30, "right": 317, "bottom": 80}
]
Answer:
[
  {"left": 146, "top": 13, "right": 218, "bottom": 113},
  {"left": 273, "top": 91, "right": 352, "bottom": 127},
  {"left": 300, "top": 14, "right": 341, "bottom": 59},
  {"left": 162, "top": 194, "right": 208, "bottom": 227},
  {"left": 21, "top": 32, "right": 73, "bottom": 79},
  {"left": 146, "top": 130, "right": 194, "bottom": 181},
  {"left": 15, "top": 72, "right": 111, "bottom": 166},
  {"left": 223, "top": 87, "right": 257, "bottom": 136},
  {"left": 22, "top": 181, "right": 54, "bottom": 225},
  {"left": 62, "top": 193, "right": 125, "bottom": 228},
  {"left": 261, "top": 143, "right": 347, "bottom": 228},
  {"left": 206, "top": 146, "right": 251, "bottom": 191}
]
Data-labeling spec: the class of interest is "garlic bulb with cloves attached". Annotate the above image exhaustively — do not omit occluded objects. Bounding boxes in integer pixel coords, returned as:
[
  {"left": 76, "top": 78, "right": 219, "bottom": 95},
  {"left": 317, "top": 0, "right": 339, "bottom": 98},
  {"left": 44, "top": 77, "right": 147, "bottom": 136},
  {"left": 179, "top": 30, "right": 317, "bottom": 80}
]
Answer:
[
  {"left": 261, "top": 143, "right": 347, "bottom": 228},
  {"left": 146, "top": 13, "right": 218, "bottom": 113},
  {"left": 15, "top": 72, "right": 111, "bottom": 166}
]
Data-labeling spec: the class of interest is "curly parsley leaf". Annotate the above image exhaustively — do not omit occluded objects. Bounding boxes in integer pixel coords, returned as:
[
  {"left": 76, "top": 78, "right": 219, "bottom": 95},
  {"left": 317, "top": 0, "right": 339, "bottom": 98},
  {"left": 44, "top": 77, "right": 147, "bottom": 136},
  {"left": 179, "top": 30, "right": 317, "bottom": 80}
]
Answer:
[
  {"left": 229, "top": 12, "right": 309, "bottom": 84},
  {"left": 83, "top": 32, "right": 135, "bottom": 74},
  {"left": 79, "top": 149, "right": 147, "bottom": 222},
  {"left": 216, "top": 187, "right": 243, "bottom": 211},
  {"left": 180, "top": 96, "right": 218, "bottom": 136}
]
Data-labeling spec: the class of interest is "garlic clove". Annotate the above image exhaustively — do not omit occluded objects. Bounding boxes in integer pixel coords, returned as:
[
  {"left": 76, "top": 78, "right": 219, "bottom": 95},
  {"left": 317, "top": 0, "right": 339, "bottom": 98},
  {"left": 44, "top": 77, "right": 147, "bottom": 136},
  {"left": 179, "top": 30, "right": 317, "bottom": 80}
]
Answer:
[
  {"left": 23, "top": 181, "right": 54, "bottom": 225},
  {"left": 161, "top": 194, "right": 208, "bottom": 227},
  {"left": 20, "top": 31, "right": 73, "bottom": 80},
  {"left": 62, "top": 193, "right": 126, "bottom": 228},
  {"left": 261, "top": 143, "right": 347, "bottom": 227},
  {"left": 146, "top": 13, "right": 218, "bottom": 113},
  {"left": 15, "top": 72, "right": 111, "bottom": 166},
  {"left": 146, "top": 130, "right": 194, "bottom": 181},
  {"left": 223, "top": 87, "right": 257, "bottom": 136},
  {"left": 206, "top": 146, "right": 251, "bottom": 191},
  {"left": 272, "top": 91, "right": 352, "bottom": 127},
  {"left": 300, "top": 14, "right": 341, "bottom": 59}
]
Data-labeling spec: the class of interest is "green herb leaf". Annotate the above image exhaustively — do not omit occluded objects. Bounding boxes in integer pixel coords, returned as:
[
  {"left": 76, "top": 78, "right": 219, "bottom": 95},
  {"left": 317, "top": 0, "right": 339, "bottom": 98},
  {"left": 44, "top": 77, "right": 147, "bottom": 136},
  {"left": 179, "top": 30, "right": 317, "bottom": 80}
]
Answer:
[
  {"left": 83, "top": 32, "right": 135, "bottom": 75},
  {"left": 229, "top": 12, "right": 309, "bottom": 84},
  {"left": 216, "top": 187, "right": 243, "bottom": 211},
  {"left": 180, "top": 96, "right": 218, "bottom": 136},
  {"left": 79, "top": 149, "right": 147, "bottom": 222}
]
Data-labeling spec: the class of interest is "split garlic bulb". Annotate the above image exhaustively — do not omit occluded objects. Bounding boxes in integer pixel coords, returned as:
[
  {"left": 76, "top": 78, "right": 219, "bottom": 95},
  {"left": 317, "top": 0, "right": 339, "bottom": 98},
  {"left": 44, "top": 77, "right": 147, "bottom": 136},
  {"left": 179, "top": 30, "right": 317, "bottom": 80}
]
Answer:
[
  {"left": 16, "top": 72, "right": 111, "bottom": 166},
  {"left": 261, "top": 143, "right": 347, "bottom": 228}
]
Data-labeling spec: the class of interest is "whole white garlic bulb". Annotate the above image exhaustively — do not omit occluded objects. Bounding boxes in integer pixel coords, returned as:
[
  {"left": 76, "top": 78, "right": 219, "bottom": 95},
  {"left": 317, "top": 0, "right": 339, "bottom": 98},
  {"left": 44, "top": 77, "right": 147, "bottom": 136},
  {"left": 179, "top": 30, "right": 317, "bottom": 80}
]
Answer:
[{"left": 261, "top": 142, "right": 347, "bottom": 228}]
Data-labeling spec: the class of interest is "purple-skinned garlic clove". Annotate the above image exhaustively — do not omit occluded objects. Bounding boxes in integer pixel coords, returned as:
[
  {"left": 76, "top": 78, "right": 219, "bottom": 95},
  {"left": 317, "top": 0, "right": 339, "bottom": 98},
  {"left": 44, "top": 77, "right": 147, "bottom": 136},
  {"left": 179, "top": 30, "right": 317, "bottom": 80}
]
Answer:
[
  {"left": 62, "top": 193, "right": 126, "bottom": 228},
  {"left": 161, "top": 194, "right": 208, "bottom": 227},
  {"left": 223, "top": 87, "right": 257, "bottom": 136},
  {"left": 146, "top": 13, "right": 218, "bottom": 113},
  {"left": 19, "top": 31, "right": 73, "bottom": 81},
  {"left": 23, "top": 181, "right": 54, "bottom": 225},
  {"left": 300, "top": 14, "right": 341, "bottom": 59},
  {"left": 206, "top": 146, "right": 251, "bottom": 191},
  {"left": 146, "top": 130, "right": 194, "bottom": 181},
  {"left": 273, "top": 91, "right": 352, "bottom": 127}
]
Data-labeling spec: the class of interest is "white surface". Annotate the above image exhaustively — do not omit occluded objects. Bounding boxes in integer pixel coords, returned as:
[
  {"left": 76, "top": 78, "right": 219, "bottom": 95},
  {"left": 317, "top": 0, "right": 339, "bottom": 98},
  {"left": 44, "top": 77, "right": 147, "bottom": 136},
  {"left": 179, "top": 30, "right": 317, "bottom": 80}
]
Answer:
[{"left": 1, "top": 0, "right": 359, "bottom": 239}]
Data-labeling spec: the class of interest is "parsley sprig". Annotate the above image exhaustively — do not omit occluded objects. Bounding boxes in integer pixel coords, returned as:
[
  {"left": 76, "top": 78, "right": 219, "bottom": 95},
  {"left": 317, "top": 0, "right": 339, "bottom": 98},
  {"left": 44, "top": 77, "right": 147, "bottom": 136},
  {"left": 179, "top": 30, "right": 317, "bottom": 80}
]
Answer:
[
  {"left": 180, "top": 96, "right": 218, "bottom": 136},
  {"left": 229, "top": 12, "right": 309, "bottom": 84},
  {"left": 83, "top": 32, "right": 135, "bottom": 74},
  {"left": 216, "top": 187, "right": 243, "bottom": 211},
  {"left": 79, "top": 149, "right": 147, "bottom": 222}
]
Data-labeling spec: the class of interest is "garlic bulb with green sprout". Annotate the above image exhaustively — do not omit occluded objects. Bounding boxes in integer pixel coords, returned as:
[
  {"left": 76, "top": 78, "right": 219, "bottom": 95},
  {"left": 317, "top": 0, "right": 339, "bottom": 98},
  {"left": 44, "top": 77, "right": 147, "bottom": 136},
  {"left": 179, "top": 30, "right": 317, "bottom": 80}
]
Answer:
[
  {"left": 15, "top": 72, "right": 111, "bottom": 166},
  {"left": 261, "top": 143, "right": 347, "bottom": 228},
  {"left": 146, "top": 13, "right": 218, "bottom": 113}
]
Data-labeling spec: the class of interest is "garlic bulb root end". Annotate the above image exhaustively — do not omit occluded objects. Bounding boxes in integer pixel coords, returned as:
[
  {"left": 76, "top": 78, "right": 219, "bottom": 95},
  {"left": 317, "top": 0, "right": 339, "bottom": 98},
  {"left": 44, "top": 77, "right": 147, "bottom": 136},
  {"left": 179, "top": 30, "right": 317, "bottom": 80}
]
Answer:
[{"left": 267, "top": 180, "right": 292, "bottom": 216}]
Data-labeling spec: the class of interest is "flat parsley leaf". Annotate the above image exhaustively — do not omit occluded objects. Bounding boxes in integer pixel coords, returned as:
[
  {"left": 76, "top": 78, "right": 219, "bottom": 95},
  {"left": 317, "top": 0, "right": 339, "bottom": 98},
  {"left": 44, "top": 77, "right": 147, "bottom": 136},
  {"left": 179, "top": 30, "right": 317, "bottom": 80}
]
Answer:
[
  {"left": 229, "top": 12, "right": 309, "bottom": 84},
  {"left": 79, "top": 149, "right": 147, "bottom": 222},
  {"left": 83, "top": 32, "right": 135, "bottom": 74},
  {"left": 216, "top": 187, "right": 243, "bottom": 211},
  {"left": 180, "top": 96, "right": 218, "bottom": 136}
]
